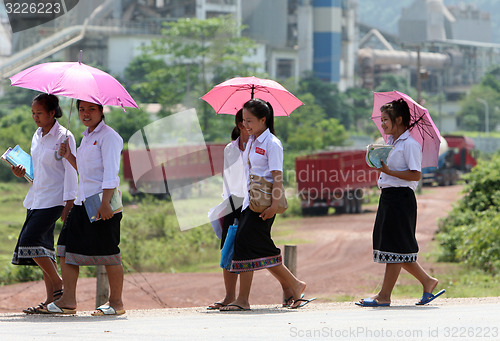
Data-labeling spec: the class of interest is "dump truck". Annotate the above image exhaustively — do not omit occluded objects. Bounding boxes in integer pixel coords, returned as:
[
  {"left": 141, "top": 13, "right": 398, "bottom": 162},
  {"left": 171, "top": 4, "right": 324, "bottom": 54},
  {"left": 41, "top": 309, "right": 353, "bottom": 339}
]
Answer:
[
  {"left": 422, "top": 135, "right": 477, "bottom": 186},
  {"left": 295, "top": 149, "right": 379, "bottom": 215}
]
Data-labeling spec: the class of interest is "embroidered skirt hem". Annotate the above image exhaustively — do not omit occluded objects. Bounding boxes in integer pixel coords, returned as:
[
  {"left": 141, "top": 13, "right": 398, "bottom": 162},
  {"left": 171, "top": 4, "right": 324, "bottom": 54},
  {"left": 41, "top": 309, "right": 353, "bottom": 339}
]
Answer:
[
  {"left": 231, "top": 255, "right": 282, "bottom": 272},
  {"left": 373, "top": 250, "right": 418, "bottom": 263},
  {"left": 12, "top": 247, "right": 56, "bottom": 265}
]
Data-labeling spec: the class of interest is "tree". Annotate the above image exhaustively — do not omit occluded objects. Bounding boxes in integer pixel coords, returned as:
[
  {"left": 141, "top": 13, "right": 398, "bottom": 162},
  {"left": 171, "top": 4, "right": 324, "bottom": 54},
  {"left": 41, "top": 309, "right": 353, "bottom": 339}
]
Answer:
[
  {"left": 124, "top": 16, "right": 260, "bottom": 139},
  {"left": 106, "top": 107, "right": 152, "bottom": 143},
  {"left": 0, "top": 105, "right": 36, "bottom": 182},
  {"left": 277, "top": 93, "right": 348, "bottom": 152},
  {"left": 457, "top": 68, "right": 500, "bottom": 132},
  {"left": 298, "top": 72, "right": 343, "bottom": 121}
]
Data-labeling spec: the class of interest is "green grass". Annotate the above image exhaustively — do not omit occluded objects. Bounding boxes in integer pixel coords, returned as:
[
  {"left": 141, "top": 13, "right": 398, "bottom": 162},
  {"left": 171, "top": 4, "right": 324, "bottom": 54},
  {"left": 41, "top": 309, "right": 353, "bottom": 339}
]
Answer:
[{"left": 1, "top": 182, "right": 500, "bottom": 299}]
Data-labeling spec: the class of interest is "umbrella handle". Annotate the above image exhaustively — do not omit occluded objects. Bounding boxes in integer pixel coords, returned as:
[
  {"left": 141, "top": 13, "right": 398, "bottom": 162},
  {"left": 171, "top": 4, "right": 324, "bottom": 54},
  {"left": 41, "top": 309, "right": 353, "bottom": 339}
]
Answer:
[
  {"left": 55, "top": 98, "right": 74, "bottom": 161},
  {"left": 54, "top": 150, "right": 63, "bottom": 161}
]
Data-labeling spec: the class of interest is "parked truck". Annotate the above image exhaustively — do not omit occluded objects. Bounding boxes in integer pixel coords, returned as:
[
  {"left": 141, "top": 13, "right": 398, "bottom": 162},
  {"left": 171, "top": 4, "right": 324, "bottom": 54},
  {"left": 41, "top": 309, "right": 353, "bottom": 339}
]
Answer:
[
  {"left": 122, "top": 143, "right": 226, "bottom": 197},
  {"left": 421, "top": 135, "right": 477, "bottom": 186},
  {"left": 295, "top": 149, "right": 379, "bottom": 216}
]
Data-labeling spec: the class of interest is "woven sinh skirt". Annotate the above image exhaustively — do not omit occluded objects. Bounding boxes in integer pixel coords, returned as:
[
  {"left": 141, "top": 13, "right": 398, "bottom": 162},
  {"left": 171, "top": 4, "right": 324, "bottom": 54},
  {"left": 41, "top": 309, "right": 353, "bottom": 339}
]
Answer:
[
  {"left": 230, "top": 208, "right": 282, "bottom": 272},
  {"left": 57, "top": 204, "right": 122, "bottom": 266},
  {"left": 373, "top": 187, "right": 418, "bottom": 263},
  {"left": 12, "top": 206, "right": 64, "bottom": 266},
  {"left": 220, "top": 196, "right": 243, "bottom": 249}
]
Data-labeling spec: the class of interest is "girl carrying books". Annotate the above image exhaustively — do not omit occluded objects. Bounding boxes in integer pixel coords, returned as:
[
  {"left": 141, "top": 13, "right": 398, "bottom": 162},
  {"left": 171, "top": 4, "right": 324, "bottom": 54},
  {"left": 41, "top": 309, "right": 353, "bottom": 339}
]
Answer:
[
  {"left": 11, "top": 93, "right": 78, "bottom": 314},
  {"left": 47, "top": 100, "right": 125, "bottom": 316},
  {"left": 356, "top": 99, "right": 445, "bottom": 307}
]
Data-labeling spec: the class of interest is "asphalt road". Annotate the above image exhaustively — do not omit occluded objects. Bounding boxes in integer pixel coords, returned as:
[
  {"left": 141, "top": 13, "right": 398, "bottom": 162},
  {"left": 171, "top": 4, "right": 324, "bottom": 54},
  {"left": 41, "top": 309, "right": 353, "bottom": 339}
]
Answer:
[{"left": 1, "top": 298, "right": 499, "bottom": 340}]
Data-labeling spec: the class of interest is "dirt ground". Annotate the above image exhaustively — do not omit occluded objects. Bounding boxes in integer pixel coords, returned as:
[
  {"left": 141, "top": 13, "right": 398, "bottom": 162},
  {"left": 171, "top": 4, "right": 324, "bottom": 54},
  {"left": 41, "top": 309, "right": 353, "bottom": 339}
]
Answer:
[{"left": 0, "top": 185, "right": 464, "bottom": 313}]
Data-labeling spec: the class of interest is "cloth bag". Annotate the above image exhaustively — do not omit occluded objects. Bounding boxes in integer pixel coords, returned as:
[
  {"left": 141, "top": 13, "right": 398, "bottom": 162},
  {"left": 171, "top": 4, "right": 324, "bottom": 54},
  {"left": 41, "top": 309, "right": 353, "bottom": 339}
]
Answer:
[
  {"left": 248, "top": 174, "right": 288, "bottom": 213},
  {"left": 220, "top": 223, "right": 238, "bottom": 270}
]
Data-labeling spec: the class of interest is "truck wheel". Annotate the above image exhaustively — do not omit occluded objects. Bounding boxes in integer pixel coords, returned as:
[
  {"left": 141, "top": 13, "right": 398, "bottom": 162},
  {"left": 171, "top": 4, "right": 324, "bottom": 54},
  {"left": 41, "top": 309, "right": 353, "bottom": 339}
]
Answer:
[
  {"left": 301, "top": 207, "right": 311, "bottom": 216},
  {"left": 354, "top": 189, "right": 363, "bottom": 214},
  {"left": 335, "top": 205, "right": 345, "bottom": 214},
  {"left": 345, "top": 196, "right": 353, "bottom": 214}
]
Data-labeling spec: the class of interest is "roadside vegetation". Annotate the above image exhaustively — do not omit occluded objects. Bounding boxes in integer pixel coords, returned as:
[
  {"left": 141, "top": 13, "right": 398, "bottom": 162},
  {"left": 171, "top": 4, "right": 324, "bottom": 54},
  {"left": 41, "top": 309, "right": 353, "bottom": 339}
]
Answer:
[{"left": 437, "top": 151, "right": 500, "bottom": 274}]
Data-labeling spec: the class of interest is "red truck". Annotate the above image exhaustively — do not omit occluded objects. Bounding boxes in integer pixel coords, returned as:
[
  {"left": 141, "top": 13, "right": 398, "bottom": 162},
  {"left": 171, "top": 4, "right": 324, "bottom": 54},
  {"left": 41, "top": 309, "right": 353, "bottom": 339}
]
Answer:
[
  {"left": 422, "top": 135, "right": 477, "bottom": 186},
  {"left": 295, "top": 149, "right": 379, "bottom": 215},
  {"left": 122, "top": 143, "right": 226, "bottom": 197},
  {"left": 442, "top": 135, "right": 477, "bottom": 173}
]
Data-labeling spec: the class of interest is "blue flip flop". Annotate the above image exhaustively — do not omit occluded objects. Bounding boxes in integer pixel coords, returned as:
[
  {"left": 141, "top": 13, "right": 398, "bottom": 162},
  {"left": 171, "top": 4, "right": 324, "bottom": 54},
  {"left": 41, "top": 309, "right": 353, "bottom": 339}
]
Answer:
[
  {"left": 355, "top": 297, "right": 390, "bottom": 307},
  {"left": 416, "top": 289, "right": 446, "bottom": 305}
]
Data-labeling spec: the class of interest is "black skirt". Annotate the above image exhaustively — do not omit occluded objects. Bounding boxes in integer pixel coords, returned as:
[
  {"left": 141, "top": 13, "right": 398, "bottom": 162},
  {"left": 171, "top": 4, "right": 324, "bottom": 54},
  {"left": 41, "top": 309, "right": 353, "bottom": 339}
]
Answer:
[
  {"left": 230, "top": 208, "right": 282, "bottom": 272},
  {"left": 57, "top": 204, "right": 122, "bottom": 266},
  {"left": 12, "top": 206, "right": 64, "bottom": 266},
  {"left": 373, "top": 187, "right": 418, "bottom": 263}
]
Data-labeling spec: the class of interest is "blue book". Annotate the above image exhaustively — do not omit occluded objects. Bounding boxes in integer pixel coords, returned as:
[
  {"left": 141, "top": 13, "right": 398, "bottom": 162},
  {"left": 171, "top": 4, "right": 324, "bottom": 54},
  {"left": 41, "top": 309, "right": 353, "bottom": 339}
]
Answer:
[
  {"left": 1, "top": 145, "right": 34, "bottom": 183},
  {"left": 366, "top": 144, "right": 394, "bottom": 168},
  {"left": 84, "top": 188, "right": 123, "bottom": 222}
]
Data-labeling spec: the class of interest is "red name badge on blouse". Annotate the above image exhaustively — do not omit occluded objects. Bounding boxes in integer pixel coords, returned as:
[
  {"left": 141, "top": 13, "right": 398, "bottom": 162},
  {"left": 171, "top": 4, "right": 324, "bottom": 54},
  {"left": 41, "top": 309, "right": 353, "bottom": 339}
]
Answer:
[{"left": 255, "top": 147, "right": 265, "bottom": 155}]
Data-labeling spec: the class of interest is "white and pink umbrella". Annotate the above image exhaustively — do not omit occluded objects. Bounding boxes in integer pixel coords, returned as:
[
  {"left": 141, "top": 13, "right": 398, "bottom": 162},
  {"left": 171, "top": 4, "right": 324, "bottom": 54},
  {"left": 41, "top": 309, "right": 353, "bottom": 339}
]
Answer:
[
  {"left": 201, "top": 76, "right": 303, "bottom": 116},
  {"left": 372, "top": 90, "right": 441, "bottom": 168}
]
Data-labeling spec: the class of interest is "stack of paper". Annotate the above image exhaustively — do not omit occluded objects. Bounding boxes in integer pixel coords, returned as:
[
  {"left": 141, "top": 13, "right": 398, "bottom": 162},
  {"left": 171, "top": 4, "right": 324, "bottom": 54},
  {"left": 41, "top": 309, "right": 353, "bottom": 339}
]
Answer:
[
  {"left": 1, "top": 145, "right": 34, "bottom": 183},
  {"left": 366, "top": 144, "right": 394, "bottom": 168}
]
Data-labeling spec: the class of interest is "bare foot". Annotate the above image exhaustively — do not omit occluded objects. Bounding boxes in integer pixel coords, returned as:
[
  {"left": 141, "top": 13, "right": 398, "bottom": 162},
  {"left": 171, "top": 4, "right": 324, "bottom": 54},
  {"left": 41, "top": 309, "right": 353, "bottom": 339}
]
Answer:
[
  {"left": 288, "top": 281, "right": 307, "bottom": 308},
  {"left": 49, "top": 298, "right": 76, "bottom": 310},
  {"left": 219, "top": 300, "right": 250, "bottom": 311},
  {"left": 423, "top": 277, "right": 439, "bottom": 294},
  {"left": 359, "top": 294, "right": 391, "bottom": 305}
]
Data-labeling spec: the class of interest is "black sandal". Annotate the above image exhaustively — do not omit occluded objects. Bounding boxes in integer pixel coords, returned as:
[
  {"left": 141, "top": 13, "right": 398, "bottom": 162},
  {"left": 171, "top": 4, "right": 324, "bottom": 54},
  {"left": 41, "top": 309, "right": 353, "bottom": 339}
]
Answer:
[
  {"left": 53, "top": 289, "right": 63, "bottom": 299},
  {"left": 23, "top": 302, "right": 46, "bottom": 314}
]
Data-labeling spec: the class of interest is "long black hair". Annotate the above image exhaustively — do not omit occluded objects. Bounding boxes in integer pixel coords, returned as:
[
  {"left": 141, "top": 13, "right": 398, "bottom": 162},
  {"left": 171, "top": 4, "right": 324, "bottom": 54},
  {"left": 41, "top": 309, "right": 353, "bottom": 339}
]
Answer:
[
  {"left": 33, "top": 93, "right": 63, "bottom": 118},
  {"left": 231, "top": 109, "right": 243, "bottom": 141},
  {"left": 380, "top": 98, "right": 411, "bottom": 129},
  {"left": 243, "top": 98, "right": 275, "bottom": 135}
]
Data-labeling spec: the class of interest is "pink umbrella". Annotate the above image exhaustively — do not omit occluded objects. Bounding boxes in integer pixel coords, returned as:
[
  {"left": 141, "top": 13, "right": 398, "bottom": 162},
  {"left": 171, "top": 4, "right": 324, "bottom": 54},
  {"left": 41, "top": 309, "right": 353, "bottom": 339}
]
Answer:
[
  {"left": 10, "top": 52, "right": 138, "bottom": 159},
  {"left": 10, "top": 61, "right": 138, "bottom": 110},
  {"left": 372, "top": 90, "right": 441, "bottom": 168},
  {"left": 201, "top": 76, "right": 303, "bottom": 116}
]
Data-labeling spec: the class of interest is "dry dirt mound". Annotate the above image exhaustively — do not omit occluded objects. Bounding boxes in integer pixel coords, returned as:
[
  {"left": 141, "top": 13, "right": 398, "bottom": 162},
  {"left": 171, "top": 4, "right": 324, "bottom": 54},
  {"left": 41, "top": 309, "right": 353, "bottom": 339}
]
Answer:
[{"left": 0, "top": 185, "right": 464, "bottom": 313}]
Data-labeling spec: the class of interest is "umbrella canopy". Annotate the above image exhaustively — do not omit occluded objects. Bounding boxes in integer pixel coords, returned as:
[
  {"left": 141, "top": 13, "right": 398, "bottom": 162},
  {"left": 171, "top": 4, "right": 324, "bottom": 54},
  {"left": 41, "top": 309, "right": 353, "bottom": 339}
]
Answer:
[
  {"left": 372, "top": 90, "right": 441, "bottom": 168},
  {"left": 201, "top": 76, "right": 303, "bottom": 116},
  {"left": 10, "top": 61, "right": 138, "bottom": 110}
]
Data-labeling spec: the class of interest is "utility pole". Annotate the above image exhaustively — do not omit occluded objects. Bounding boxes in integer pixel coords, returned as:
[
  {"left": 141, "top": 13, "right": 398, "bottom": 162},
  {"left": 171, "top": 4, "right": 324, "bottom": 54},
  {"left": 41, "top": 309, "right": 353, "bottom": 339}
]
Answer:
[
  {"left": 417, "top": 46, "right": 422, "bottom": 104},
  {"left": 476, "top": 98, "right": 489, "bottom": 136}
]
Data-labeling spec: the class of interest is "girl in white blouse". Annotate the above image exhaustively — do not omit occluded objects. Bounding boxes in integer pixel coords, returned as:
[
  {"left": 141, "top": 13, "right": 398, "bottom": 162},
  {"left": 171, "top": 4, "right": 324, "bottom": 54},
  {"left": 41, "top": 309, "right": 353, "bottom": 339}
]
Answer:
[
  {"left": 357, "top": 99, "right": 445, "bottom": 307},
  {"left": 220, "top": 99, "right": 310, "bottom": 311},
  {"left": 48, "top": 100, "right": 125, "bottom": 316},
  {"left": 11, "top": 94, "right": 77, "bottom": 314}
]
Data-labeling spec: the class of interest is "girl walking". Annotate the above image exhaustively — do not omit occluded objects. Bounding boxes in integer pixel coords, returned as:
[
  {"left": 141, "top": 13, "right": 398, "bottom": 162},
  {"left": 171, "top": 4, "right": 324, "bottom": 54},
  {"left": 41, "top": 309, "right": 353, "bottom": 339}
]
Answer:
[
  {"left": 220, "top": 98, "right": 311, "bottom": 311},
  {"left": 12, "top": 94, "right": 78, "bottom": 314},
  {"left": 48, "top": 100, "right": 125, "bottom": 315},
  {"left": 356, "top": 98, "right": 445, "bottom": 307}
]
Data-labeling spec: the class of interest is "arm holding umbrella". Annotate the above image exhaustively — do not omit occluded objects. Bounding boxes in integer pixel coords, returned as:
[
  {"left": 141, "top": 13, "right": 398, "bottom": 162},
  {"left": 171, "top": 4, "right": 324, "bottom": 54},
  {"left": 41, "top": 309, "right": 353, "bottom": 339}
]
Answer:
[{"left": 58, "top": 139, "right": 77, "bottom": 171}]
